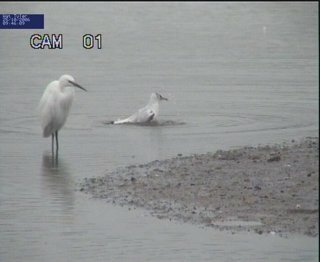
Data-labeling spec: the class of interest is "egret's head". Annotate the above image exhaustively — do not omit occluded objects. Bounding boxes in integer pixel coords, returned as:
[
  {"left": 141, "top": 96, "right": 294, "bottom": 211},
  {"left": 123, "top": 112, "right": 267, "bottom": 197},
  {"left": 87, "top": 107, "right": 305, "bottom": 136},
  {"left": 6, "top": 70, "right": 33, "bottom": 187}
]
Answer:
[
  {"left": 151, "top": 92, "right": 168, "bottom": 102},
  {"left": 59, "top": 74, "right": 87, "bottom": 91}
]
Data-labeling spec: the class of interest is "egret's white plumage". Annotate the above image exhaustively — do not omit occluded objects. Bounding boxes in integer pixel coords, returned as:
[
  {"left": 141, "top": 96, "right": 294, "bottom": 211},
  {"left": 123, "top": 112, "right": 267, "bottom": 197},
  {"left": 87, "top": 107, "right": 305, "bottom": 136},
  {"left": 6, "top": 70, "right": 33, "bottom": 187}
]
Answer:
[
  {"left": 39, "top": 74, "right": 86, "bottom": 154},
  {"left": 113, "top": 93, "right": 168, "bottom": 124}
]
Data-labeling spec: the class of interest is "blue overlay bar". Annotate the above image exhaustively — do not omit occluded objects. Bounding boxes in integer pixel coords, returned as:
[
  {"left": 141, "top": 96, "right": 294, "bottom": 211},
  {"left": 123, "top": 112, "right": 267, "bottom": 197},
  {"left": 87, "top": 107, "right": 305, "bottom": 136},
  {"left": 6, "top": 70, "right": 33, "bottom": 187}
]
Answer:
[{"left": 0, "top": 14, "right": 44, "bottom": 29}]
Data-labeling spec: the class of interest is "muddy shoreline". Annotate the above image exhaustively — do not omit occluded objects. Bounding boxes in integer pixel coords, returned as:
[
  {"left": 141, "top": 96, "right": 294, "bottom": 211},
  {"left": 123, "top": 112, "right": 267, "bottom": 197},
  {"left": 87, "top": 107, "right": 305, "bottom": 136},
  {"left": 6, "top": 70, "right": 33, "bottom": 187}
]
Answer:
[{"left": 80, "top": 137, "right": 319, "bottom": 237}]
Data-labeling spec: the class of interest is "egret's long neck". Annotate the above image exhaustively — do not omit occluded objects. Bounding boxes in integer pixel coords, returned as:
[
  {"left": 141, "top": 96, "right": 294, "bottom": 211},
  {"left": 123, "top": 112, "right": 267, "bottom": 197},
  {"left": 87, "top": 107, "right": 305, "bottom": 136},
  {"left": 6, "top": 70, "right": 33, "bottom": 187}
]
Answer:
[
  {"left": 59, "top": 83, "right": 67, "bottom": 93},
  {"left": 59, "top": 84, "right": 74, "bottom": 95}
]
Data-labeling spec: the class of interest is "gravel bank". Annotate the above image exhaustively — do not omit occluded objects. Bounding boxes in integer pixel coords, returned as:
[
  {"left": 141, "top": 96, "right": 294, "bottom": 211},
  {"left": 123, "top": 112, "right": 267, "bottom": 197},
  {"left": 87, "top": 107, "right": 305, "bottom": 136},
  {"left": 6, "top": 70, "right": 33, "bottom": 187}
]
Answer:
[{"left": 80, "top": 137, "right": 319, "bottom": 237}]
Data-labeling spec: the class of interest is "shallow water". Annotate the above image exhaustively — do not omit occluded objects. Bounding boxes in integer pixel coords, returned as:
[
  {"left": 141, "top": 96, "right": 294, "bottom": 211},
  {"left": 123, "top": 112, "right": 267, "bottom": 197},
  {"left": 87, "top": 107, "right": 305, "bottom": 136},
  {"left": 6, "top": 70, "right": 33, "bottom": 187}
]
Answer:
[{"left": 0, "top": 2, "right": 318, "bottom": 261}]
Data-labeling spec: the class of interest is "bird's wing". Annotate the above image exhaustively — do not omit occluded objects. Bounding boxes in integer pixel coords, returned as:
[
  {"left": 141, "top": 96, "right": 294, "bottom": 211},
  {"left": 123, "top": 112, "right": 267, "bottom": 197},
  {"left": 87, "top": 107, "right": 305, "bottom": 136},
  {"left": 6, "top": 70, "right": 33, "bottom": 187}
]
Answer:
[
  {"left": 135, "top": 107, "right": 156, "bottom": 123},
  {"left": 112, "top": 106, "right": 156, "bottom": 124},
  {"left": 38, "top": 81, "right": 61, "bottom": 137},
  {"left": 112, "top": 112, "right": 138, "bottom": 124},
  {"left": 38, "top": 81, "right": 57, "bottom": 113}
]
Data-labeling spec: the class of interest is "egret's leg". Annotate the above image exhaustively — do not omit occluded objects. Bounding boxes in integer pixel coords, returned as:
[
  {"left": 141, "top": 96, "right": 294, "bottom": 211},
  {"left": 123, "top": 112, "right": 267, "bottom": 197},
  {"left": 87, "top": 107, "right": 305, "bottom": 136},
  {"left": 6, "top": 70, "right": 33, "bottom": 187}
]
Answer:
[
  {"left": 52, "top": 134, "right": 54, "bottom": 155},
  {"left": 55, "top": 131, "right": 59, "bottom": 153}
]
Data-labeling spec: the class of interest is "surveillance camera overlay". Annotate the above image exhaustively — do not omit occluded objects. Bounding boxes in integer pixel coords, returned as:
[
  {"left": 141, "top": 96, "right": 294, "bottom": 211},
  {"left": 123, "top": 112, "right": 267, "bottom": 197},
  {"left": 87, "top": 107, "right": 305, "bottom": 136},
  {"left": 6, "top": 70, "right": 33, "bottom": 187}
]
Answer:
[{"left": 0, "top": 2, "right": 318, "bottom": 262}]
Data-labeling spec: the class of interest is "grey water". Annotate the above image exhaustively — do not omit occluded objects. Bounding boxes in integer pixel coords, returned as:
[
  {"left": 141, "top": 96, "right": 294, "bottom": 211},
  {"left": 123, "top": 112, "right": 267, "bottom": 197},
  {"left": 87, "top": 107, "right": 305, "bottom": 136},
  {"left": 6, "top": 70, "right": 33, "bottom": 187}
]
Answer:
[{"left": 0, "top": 2, "right": 318, "bottom": 261}]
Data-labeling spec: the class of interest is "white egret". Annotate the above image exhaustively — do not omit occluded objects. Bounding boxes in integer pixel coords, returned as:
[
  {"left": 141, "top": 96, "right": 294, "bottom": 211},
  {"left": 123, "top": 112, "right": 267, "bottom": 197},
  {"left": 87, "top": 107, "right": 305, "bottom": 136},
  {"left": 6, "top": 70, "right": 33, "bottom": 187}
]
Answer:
[
  {"left": 38, "top": 74, "right": 87, "bottom": 155},
  {"left": 112, "top": 92, "right": 168, "bottom": 124}
]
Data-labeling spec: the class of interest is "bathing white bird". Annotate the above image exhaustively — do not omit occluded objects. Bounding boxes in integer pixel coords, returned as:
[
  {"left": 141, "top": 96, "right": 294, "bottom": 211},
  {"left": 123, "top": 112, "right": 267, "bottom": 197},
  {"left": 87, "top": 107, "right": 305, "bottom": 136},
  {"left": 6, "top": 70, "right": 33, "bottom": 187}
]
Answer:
[
  {"left": 38, "top": 74, "right": 87, "bottom": 155},
  {"left": 112, "top": 93, "right": 168, "bottom": 124}
]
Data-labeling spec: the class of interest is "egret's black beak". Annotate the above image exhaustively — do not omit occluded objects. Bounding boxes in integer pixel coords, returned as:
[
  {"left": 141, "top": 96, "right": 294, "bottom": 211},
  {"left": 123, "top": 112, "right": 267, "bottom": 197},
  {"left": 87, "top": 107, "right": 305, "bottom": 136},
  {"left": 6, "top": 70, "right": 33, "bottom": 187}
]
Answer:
[{"left": 69, "top": 80, "right": 87, "bottom": 92}]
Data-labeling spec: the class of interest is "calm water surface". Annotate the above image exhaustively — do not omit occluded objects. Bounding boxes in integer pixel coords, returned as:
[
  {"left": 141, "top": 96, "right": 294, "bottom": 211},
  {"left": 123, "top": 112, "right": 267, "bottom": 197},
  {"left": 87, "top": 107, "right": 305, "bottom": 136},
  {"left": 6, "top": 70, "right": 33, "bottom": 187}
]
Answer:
[{"left": 0, "top": 2, "right": 318, "bottom": 261}]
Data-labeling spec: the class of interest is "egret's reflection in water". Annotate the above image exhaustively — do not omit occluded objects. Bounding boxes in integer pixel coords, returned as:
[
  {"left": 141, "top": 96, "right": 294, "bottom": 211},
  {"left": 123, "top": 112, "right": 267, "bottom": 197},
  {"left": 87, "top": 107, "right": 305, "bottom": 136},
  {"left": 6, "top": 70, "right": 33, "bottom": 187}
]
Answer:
[{"left": 41, "top": 152, "right": 75, "bottom": 216}]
